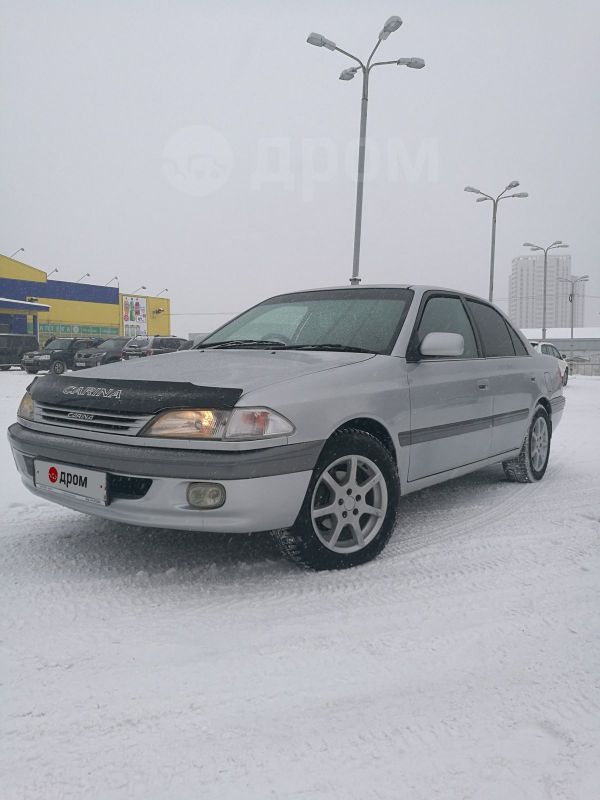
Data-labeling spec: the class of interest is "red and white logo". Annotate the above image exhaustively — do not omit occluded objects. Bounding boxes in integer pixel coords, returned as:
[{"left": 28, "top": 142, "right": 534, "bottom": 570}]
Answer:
[{"left": 48, "top": 467, "right": 58, "bottom": 483}]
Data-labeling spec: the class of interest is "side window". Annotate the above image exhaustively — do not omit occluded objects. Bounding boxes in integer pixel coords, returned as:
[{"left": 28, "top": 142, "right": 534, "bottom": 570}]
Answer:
[
  {"left": 540, "top": 344, "right": 549, "bottom": 355},
  {"left": 506, "top": 324, "right": 529, "bottom": 356},
  {"left": 466, "top": 301, "right": 515, "bottom": 358},
  {"left": 417, "top": 296, "right": 478, "bottom": 358}
]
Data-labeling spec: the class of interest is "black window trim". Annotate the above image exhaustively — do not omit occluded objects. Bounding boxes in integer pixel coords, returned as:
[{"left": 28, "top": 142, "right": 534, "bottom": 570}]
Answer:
[{"left": 406, "top": 291, "right": 483, "bottom": 362}]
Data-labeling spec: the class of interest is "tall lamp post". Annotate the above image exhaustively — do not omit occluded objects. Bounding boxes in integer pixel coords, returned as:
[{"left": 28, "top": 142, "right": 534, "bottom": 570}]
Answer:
[
  {"left": 76, "top": 273, "right": 91, "bottom": 283},
  {"left": 9, "top": 248, "right": 25, "bottom": 259},
  {"left": 307, "top": 17, "right": 425, "bottom": 286},
  {"left": 464, "top": 182, "right": 528, "bottom": 303},
  {"left": 558, "top": 274, "right": 588, "bottom": 364},
  {"left": 104, "top": 276, "right": 119, "bottom": 286},
  {"left": 522, "top": 240, "right": 569, "bottom": 340}
]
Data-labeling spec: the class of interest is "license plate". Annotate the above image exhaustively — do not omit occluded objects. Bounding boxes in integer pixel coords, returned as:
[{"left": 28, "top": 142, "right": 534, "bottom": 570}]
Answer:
[
  {"left": 34, "top": 460, "right": 107, "bottom": 505},
  {"left": 75, "top": 361, "right": 86, "bottom": 366}
]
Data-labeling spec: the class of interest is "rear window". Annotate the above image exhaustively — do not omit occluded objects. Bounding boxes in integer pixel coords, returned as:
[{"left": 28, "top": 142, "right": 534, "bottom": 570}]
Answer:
[{"left": 129, "top": 337, "right": 150, "bottom": 347}]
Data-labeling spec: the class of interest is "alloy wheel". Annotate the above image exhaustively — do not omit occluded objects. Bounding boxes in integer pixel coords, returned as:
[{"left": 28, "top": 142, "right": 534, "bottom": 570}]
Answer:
[
  {"left": 310, "top": 454, "right": 388, "bottom": 554},
  {"left": 530, "top": 416, "right": 549, "bottom": 472}
]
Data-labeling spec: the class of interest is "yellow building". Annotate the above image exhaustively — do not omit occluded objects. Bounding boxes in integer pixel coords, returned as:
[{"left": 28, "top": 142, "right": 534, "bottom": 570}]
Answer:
[{"left": 0, "top": 253, "right": 171, "bottom": 343}]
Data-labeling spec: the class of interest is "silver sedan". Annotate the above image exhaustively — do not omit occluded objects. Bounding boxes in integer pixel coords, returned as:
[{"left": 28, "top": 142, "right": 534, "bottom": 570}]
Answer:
[{"left": 9, "top": 285, "right": 565, "bottom": 570}]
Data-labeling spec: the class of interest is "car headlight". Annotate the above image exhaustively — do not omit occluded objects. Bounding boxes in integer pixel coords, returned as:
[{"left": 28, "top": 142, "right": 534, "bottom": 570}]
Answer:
[
  {"left": 17, "top": 392, "right": 34, "bottom": 421},
  {"left": 143, "top": 407, "right": 294, "bottom": 440}
]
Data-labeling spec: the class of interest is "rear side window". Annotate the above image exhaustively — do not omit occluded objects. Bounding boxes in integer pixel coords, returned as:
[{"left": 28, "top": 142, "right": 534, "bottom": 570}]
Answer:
[
  {"left": 417, "top": 296, "right": 478, "bottom": 358},
  {"left": 466, "top": 301, "right": 515, "bottom": 357},
  {"left": 506, "top": 324, "right": 528, "bottom": 356}
]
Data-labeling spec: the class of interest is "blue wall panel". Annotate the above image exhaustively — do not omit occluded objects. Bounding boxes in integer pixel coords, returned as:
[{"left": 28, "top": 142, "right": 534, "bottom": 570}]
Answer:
[{"left": 0, "top": 277, "right": 119, "bottom": 305}]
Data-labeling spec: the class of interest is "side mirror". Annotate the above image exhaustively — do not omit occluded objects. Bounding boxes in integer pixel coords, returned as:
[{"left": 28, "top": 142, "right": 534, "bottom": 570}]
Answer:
[
  {"left": 420, "top": 332, "right": 465, "bottom": 358},
  {"left": 561, "top": 354, "right": 567, "bottom": 359}
]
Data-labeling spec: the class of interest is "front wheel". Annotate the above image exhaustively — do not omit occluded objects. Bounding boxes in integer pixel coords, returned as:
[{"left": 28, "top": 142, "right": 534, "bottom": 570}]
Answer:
[
  {"left": 52, "top": 359, "right": 66, "bottom": 375},
  {"left": 562, "top": 368, "right": 568, "bottom": 386},
  {"left": 273, "top": 430, "right": 400, "bottom": 570},
  {"left": 503, "top": 406, "right": 551, "bottom": 483}
]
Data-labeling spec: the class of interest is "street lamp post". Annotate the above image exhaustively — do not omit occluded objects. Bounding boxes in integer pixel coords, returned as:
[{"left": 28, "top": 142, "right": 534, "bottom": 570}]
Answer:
[
  {"left": 307, "top": 17, "right": 425, "bottom": 286},
  {"left": 76, "top": 273, "right": 91, "bottom": 283},
  {"left": 9, "top": 248, "right": 25, "bottom": 259},
  {"left": 558, "top": 274, "right": 588, "bottom": 364},
  {"left": 155, "top": 288, "right": 168, "bottom": 297},
  {"left": 47, "top": 268, "right": 59, "bottom": 278},
  {"left": 522, "top": 241, "right": 569, "bottom": 340},
  {"left": 464, "top": 182, "right": 529, "bottom": 303},
  {"left": 104, "top": 276, "right": 119, "bottom": 286},
  {"left": 133, "top": 285, "right": 147, "bottom": 294}
]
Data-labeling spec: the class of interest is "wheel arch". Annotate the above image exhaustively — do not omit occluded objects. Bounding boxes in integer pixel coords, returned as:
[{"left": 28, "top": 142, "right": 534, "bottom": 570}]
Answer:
[
  {"left": 330, "top": 417, "right": 398, "bottom": 465},
  {"left": 535, "top": 396, "right": 553, "bottom": 434}
]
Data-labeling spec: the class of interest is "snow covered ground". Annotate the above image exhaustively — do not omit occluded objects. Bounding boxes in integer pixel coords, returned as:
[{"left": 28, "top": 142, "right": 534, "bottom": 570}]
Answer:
[{"left": 2, "top": 370, "right": 599, "bottom": 800}]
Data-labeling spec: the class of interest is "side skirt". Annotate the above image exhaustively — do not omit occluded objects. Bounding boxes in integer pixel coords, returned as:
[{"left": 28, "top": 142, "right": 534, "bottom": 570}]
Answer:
[{"left": 401, "top": 448, "right": 521, "bottom": 496}]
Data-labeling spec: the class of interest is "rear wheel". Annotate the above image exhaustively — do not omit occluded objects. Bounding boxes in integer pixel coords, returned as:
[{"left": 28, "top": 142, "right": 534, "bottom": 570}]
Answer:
[
  {"left": 273, "top": 430, "right": 399, "bottom": 570},
  {"left": 562, "top": 368, "right": 568, "bottom": 386},
  {"left": 503, "top": 406, "right": 551, "bottom": 483},
  {"left": 52, "top": 359, "right": 66, "bottom": 375}
]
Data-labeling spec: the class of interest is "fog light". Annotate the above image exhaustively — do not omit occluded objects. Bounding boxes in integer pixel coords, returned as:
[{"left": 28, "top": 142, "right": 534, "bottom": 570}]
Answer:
[{"left": 186, "top": 482, "right": 226, "bottom": 509}]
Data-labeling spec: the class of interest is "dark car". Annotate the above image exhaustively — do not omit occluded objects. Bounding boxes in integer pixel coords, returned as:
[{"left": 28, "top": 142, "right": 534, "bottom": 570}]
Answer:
[
  {"left": 73, "top": 337, "right": 133, "bottom": 370},
  {"left": 22, "top": 337, "right": 104, "bottom": 375},
  {"left": 0, "top": 334, "right": 39, "bottom": 370},
  {"left": 121, "top": 335, "right": 187, "bottom": 359}
]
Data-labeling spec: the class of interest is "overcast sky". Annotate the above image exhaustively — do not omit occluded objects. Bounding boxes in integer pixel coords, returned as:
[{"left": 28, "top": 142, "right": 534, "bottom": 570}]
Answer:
[{"left": 1, "top": 0, "right": 599, "bottom": 336}]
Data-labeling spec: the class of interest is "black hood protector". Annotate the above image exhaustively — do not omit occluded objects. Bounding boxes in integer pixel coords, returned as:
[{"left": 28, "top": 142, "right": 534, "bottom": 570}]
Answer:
[{"left": 28, "top": 374, "right": 243, "bottom": 414}]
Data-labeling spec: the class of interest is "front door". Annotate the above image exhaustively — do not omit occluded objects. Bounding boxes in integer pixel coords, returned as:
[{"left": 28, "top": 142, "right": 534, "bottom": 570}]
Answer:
[{"left": 406, "top": 294, "right": 493, "bottom": 482}]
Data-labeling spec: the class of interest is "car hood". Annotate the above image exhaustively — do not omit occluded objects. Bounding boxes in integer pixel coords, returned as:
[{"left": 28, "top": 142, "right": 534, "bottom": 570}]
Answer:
[{"left": 77, "top": 348, "right": 375, "bottom": 394}]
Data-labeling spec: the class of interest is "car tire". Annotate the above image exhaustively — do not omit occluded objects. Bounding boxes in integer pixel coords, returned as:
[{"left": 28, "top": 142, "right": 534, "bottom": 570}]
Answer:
[
  {"left": 503, "top": 406, "right": 551, "bottom": 484},
  {"left": 272, "top": 429, "right": 400, "bottom": 571},
  {"left": 562, "top": 368, "right": 568, "bottom": 386},
  {"left": 52, "top": 360, "right": 66, "bottom": 375}
]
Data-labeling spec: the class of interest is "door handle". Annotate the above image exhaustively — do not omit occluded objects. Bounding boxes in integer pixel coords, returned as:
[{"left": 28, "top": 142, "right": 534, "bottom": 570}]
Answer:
[{"left": 478, "top": 381, "right": 489, "bottom": 390}]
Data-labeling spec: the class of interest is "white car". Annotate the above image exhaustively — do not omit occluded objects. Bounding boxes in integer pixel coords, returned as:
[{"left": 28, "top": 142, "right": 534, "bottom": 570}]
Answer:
[{"left": 530, "top": 341, "right": 569, "bottom": 385}]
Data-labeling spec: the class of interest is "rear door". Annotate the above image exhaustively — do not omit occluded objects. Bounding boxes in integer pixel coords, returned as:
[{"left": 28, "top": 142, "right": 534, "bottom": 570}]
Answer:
[
  {"left": 464, "top": 300, "right": 534, "bottom": 456},
  {"left": 406, "top": 293, "right": 493, "bottom": 482}
]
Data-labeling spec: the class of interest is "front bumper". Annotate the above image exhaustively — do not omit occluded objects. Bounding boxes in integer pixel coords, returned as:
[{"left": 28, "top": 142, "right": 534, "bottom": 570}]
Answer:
[{"left": 8, "top": 423, "right": 320, "bottom": 533}]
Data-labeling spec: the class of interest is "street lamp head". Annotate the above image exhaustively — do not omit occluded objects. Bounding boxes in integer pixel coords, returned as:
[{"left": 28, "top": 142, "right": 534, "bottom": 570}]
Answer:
[
  {"left": 509, "top": 192, "right": 528, "bottom": 198},
  {"left": 379, "top": 16, "right": 403, "bottom": 40},
  {"left": 307, "top": 32, "right": 336, "bottom": 50},
  {"left": 550, "top": 240, "right": 563, "bottom": 246},
  {"left": 397, "top": 57, "right": 425, "bottom": 69},
  {"left": 339, "top": 67, "right": 359, "bottom": 81},
  {"left": 505, "top": 180, "right": 520, "bottom": 190},
  {"left": 523, "top": 242, "right": 538, "bottom": 248},
  {"left": 464, "top": 186, "right": 482, "bottom": 194},
  {"left": 476, "top": 196, "right": 490, "bottom": 202}
]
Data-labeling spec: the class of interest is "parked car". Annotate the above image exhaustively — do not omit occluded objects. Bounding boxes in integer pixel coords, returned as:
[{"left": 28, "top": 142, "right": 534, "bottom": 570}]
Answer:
[
  {"left": 0, "top": 333, "right": 39, "bottom": 370},
  {"left": 74, "top": 337, "right": 133, "bottom": 370},
  {"left": 21, "top": 337, "right": 104, "bottom": 375},
  {"left": 121, "top": 335, "right": 188, "bottom": 359},
  {"left": 530, "top": 341, "right": 569, "bottom": 385},
  {"left": 9, "top": 285, "right": 565, "bottom": 570}
]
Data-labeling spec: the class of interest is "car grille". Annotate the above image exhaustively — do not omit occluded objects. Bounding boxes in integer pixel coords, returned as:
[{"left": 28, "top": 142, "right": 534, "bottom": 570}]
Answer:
[{"left": 33, "top": 402, "right": 152, "bottom": 435}]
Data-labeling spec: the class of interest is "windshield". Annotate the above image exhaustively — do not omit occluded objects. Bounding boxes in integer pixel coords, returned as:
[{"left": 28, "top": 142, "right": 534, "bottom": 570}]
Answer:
[
  {"left": 98, "top": 338, "right": 131, "bottom": 351},
  {"left": 200, "top": 288, "right": 414, "bottom": 355},
  {"left": 127, "top": 337, "right": 150, "bottom": 347},
  {"left": 44, "top": 339, "right": 73, "bottom": 351}
]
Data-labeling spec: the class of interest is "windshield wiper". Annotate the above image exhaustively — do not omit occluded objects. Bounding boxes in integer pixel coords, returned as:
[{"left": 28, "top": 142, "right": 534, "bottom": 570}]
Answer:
[
  {"left": 199, "top": 339, "right": 288, "bottom": 350},
  {"left": 285, "top": 343, "right": 375, "bottom": 354}
]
